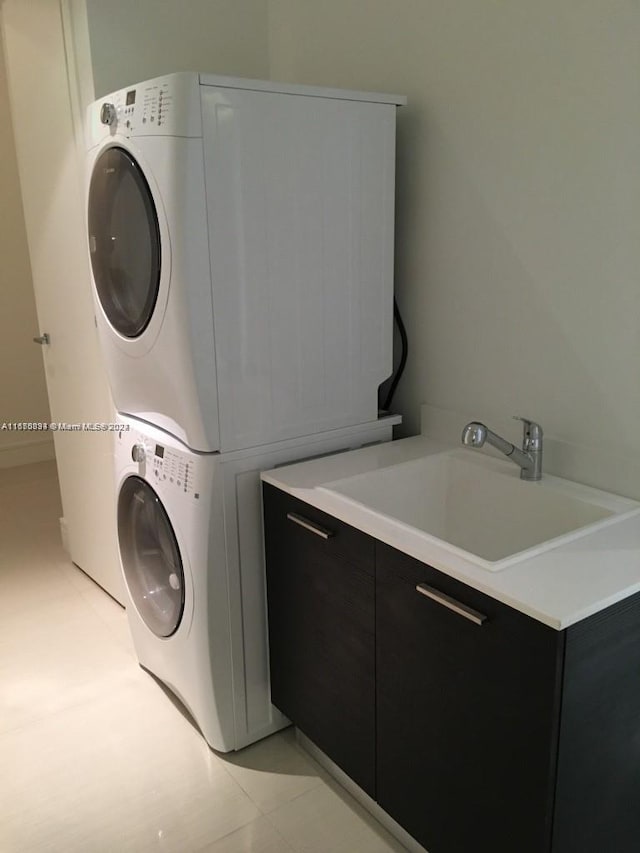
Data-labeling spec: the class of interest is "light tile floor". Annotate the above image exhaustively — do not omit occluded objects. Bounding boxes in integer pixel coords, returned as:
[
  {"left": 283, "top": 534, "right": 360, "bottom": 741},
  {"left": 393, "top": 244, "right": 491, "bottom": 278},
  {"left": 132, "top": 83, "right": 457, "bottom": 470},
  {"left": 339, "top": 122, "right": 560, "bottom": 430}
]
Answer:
[{"left": 0, "top": 461, "right": 407, "bottom": 853}]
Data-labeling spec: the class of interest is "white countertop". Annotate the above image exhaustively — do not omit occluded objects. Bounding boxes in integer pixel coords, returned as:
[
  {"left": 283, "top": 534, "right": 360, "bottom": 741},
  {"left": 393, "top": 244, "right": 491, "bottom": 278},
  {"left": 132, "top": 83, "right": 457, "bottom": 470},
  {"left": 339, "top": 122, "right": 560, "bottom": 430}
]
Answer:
[{"left": 261, "top": 436, "right": 640, "bottom": 630}]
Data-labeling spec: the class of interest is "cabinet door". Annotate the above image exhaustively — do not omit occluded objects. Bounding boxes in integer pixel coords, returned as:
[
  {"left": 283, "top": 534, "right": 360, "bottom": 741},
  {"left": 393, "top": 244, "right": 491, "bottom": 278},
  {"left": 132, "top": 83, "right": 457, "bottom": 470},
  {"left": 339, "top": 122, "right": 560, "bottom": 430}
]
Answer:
[
  {"left": 376, "top": 543, "right": 563, "bottom": 853},
  {"left": 263, "top": 485, "right": 376, "bottom": 796}
]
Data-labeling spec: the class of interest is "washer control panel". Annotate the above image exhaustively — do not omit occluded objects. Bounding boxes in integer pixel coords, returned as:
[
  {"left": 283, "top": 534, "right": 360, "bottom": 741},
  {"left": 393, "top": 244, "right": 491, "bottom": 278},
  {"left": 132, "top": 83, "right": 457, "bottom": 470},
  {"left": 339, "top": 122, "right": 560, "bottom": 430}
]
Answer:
[
  {"left": 120, "top": 428, "right": 202, "bottom": 501},
  {"left": 149, "top": 442, "right": 200, "bottom": 500}
]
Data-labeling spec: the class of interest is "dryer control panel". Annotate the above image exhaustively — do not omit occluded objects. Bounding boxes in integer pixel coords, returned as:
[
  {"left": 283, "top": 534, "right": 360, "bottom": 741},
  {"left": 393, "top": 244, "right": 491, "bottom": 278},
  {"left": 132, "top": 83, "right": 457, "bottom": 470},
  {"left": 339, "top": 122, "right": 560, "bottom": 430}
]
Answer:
[{"left": 87, "top": 72, "right": 202, "bottom": 143}]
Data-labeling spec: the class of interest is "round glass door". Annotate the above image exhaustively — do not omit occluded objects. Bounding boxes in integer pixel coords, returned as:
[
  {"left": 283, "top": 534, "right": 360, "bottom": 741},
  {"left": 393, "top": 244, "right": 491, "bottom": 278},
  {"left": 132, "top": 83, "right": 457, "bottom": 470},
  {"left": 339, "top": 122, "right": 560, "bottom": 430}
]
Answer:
[
  {"left": 118, "top": 476, "right": 184, "bottom": 637},
  {"left": 88, "top": 146, "right": 161, "bottom": 338}
]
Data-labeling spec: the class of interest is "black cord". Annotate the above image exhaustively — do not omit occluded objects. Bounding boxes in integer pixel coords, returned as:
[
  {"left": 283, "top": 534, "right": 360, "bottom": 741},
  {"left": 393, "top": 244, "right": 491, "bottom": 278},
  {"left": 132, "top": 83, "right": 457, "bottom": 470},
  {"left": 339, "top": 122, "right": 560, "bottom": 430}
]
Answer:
[{"left": 382, "top": 297, "right": 408, "bottom": 411}]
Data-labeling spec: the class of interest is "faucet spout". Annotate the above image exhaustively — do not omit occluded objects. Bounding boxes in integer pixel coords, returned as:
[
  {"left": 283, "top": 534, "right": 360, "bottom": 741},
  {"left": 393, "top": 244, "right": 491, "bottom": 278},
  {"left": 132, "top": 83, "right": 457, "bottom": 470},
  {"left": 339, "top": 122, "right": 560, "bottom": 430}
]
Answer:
[{"left": 461, "top": 418, "right": 543, "bottom": 481}]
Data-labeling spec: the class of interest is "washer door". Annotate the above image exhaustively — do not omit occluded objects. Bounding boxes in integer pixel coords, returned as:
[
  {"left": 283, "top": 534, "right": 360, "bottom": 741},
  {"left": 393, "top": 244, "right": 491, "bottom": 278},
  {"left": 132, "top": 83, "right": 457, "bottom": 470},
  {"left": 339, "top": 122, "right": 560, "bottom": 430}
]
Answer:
[
  {"left": 88, "top": 146, "right": 161, "bottom": 338},
  {"left": 118, "top": 476, "right": 184, "bottom": 638}
]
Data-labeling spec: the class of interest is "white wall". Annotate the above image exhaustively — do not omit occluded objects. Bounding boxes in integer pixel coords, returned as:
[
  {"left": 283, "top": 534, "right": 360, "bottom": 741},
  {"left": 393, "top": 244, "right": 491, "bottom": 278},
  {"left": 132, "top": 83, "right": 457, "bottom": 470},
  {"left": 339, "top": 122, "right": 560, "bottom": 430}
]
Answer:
[
  {"left": 268, "top": 1, "right": 640, "bottom": 493},
  {"left": 86, "top": 0, "right": 269, "bottom": 97},
  {"left": 0, "top": 35, "right": 53, "bottom": 468}
]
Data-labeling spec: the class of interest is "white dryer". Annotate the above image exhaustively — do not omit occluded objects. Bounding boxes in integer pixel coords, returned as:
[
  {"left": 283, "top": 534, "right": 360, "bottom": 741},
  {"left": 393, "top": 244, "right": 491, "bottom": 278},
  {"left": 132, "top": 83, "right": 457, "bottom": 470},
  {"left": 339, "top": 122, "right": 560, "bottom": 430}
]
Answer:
[
  {"left": 87, "top": 72, "right": 405, "bottom": 452},
  {"left": 114, "top": 412, "right": 397, "bottom": 751}
]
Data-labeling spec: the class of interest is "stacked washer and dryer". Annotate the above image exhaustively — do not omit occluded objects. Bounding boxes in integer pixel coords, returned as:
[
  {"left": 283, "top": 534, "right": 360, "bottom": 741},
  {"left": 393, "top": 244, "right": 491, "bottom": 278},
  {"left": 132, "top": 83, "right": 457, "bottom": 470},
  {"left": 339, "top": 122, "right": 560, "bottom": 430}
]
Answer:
[{"left": 85, "top": 72, "right": 405, "bottom": 752}]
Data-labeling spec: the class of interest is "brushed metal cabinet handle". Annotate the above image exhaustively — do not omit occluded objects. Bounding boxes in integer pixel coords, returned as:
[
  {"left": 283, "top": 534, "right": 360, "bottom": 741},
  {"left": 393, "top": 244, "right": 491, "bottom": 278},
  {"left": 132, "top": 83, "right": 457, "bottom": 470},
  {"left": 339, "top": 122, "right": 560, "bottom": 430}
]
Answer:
[
  {"left": 33, "top": 333, "right": 50, "bottom": 345},
  {"left": 287, "top": 512, "right": 334, "bottom": 540},
  {"left": 416, "top": 583, "right": 487, "bottom": 626}
]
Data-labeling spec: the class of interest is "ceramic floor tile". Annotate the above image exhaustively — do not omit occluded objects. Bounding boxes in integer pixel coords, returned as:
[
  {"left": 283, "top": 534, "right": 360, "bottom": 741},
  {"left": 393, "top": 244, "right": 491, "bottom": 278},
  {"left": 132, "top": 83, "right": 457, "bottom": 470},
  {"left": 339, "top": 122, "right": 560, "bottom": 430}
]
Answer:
[
  {"left": 57, "top": 558, "right": 107, "bottom": 594},
  {"left": 0, "top": 460, "right": 59, "bottom": 491},
  {"left": 0, "top": 593, "right": 138, "bottom": 735},
  {"left": 62, "top": 564, "right": 135, "bottom": 656},
  {"left": 220, "top": 727, "right": 324, "bottom": 813},
  {"left": 0, "top": 679, "right": 261, "bottom": 853},
  {"left": 71, "top": 566, "right": 124, "bottom": 621},
  {"left": 0, "top": 553, "right": 80, "bottom": 618},
  {"left": 0, "top": 486, "right": 63, "bottom": 542},
  {"left": 267, "top": 783, "right": 408, "bottom": 853},
  {"left": 0, "top": 469, "right": 73, "bottom": 618},
  {"left": 195, "top": 816, "right": 296, "bottom": 852}
]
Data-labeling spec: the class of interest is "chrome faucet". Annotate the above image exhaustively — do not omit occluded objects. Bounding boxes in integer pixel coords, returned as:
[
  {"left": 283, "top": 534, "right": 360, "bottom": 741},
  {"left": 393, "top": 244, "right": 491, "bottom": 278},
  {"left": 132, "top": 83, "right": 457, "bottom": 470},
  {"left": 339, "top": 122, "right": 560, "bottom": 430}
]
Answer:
[{"left": 461, "top": 417, "right": 543, "bottom": 481}]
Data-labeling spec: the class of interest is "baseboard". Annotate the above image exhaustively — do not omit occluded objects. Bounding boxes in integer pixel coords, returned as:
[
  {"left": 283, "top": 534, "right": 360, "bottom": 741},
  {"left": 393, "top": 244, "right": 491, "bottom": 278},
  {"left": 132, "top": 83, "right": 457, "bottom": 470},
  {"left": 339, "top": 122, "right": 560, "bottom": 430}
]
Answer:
[{"left": 0, "top": 436, "right": 56, "bottom": 469}]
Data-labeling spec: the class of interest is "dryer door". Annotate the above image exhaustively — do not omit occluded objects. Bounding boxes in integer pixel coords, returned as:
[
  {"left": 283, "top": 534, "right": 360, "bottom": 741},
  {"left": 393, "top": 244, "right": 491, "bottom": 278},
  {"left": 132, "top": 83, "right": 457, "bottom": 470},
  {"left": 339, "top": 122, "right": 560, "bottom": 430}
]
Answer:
[
  {"left": 88, "top": 146, "right": 161, "bottom": 338},
  {"left": 117, "top": 476, "right": 184, "bottom": 637}
]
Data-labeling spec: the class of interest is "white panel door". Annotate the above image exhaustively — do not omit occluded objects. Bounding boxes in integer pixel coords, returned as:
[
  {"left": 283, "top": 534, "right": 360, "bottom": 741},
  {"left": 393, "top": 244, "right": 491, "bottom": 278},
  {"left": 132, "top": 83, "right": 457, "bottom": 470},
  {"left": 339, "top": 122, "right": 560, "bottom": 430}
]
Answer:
[{"left": 1, "top": 0, "right": 124, "bottom": 603}]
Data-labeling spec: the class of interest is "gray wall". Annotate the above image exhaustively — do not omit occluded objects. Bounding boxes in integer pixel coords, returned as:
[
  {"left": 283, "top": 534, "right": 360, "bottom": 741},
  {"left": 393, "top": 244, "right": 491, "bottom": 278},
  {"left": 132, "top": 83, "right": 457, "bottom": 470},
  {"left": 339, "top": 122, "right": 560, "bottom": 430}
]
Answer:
[
  {"left": 268, "top": 1, "right": 640, "bottom": 476},
  {"left": 87, "top": 0, "right": 269, "bottom": 96}
]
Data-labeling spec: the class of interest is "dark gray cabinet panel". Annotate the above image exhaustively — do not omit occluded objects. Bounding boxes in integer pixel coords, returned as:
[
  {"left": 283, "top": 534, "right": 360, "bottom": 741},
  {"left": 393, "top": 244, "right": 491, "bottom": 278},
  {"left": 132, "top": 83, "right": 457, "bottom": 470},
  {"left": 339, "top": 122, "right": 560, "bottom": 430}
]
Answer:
[
  {"left": 376, "top": 542, "right": 563, "bottom": 853},
  {"left": 263, "top": 484, "right": 376, "bottom": 796}
]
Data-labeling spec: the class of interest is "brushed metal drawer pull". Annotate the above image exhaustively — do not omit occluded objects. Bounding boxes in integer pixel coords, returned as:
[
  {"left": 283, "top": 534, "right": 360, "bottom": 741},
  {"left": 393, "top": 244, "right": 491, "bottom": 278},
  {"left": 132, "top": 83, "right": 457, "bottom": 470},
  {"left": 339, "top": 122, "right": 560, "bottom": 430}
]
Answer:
[
  {"left": 287, "top": 512, "right": 334, "bottom": 540},
  {"left": 416, "top": 583, "right": 487, "bottom": 626}
]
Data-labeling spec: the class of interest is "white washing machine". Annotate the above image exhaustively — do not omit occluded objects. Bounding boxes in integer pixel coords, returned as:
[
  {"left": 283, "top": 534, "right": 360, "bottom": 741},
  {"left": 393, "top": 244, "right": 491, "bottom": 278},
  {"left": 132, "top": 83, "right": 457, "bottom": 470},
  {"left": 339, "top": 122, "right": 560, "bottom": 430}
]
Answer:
[
  {"left": 87, "top": 72, "right": 405, "bottom": 453},
  {"left": 114, "top": 412, "right": 398, "bottom": 751}
]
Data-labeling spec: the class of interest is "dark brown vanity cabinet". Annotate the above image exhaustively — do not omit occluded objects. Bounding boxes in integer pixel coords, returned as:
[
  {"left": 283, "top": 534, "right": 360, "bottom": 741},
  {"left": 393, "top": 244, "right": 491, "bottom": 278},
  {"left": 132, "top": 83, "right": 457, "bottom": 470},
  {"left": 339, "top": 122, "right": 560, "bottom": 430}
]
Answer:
[
  {"left": 263, "top": 484, "right": 640, "bottom": 853},
  {"left": 263, "top": 484, "right": 376, "bottom": 797},
  {"left": 376, "top": 543, "right": 562, "bottom": 853}
]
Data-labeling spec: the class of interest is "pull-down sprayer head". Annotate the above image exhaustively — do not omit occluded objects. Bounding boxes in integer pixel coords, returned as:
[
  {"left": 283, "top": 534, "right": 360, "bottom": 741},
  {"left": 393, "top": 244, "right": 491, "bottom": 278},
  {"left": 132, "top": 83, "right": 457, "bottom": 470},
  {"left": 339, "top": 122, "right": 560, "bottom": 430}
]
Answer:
[{"left": 461, "top": 422, "right": 488, "bottom": 448}]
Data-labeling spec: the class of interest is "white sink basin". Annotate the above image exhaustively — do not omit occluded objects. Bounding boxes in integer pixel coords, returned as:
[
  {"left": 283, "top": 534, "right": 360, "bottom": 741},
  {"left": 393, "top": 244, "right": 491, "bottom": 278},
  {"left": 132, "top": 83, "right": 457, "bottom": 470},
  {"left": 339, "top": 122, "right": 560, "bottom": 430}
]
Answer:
[{"left": 319, "top": 449, "right": 640, "bottom": 571}]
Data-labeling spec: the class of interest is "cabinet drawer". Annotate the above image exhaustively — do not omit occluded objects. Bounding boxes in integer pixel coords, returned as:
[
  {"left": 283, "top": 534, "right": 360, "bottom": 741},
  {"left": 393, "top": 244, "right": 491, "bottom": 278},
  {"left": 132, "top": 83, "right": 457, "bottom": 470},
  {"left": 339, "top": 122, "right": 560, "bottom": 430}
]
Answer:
[{"left": 263, "top": 483, "right": 374, "bottom": 573}]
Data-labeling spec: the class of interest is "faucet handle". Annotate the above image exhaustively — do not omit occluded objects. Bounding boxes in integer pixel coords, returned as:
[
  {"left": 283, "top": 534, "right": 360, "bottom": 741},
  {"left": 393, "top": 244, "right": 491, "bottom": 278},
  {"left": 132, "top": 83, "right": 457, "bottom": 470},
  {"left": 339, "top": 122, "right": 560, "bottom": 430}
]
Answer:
[{"left": 512, "top": 416, "right": 543, "bottom": 450}]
